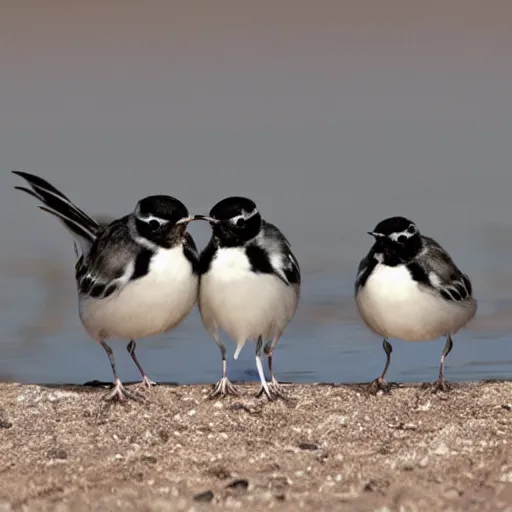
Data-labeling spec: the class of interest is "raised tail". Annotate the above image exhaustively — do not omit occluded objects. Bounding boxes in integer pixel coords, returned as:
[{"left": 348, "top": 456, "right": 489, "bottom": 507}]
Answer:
[{"left": 12, "top": 171, "right": 100, "bottom": 256}]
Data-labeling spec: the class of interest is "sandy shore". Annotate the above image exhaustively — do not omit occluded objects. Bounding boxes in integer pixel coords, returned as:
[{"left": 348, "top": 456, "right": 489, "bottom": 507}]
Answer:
[{"left": 1, "top": 380, "right": 512, "bottom": 511}]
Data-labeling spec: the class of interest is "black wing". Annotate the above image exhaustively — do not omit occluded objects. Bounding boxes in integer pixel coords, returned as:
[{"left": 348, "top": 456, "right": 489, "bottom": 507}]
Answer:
[
  {"left": 354, "top": 248, "right": 378, "bottom": 292},
  {"left": 76, "top": 217, "right": 154, "bottom": 300},
  {"left": 183, "top": 233, "right": 200, "bottom": 275},
  {"left": 410, "top": 236, "right": 474, "bottom": 303},
  {"left": 198, "top": 237, "right": 218, "bottom": 276},
  {"left": 254, "top": 221, "right": 301, "bottom": 286}
]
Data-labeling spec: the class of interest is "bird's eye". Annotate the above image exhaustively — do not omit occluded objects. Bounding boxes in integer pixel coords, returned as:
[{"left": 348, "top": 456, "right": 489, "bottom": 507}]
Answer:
[
  {"left": 149, "top": 220, "right": 160, "bottom": 230},
  {"left": 407, "top": 225, "right": 415, "bottom": 234},
  {"left": 397, "top": 235, "right": 407, "bottom": 244},
  {"left": 235, "top": 218, "right": 245, "bottom": 227}
]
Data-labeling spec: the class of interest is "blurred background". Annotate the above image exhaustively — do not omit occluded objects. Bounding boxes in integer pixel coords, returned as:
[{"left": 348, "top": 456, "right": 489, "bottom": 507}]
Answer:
[{"left": 1, "top": 0, "right": 512, "bottom": 386}]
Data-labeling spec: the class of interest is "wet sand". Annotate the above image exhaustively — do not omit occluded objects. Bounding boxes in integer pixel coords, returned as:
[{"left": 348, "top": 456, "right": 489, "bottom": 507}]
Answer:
[{"left": 1, "top": 380, "right": 512, "bottom": 511}]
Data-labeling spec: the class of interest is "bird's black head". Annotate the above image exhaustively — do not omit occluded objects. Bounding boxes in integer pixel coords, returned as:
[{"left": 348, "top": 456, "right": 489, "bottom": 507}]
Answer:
[
  {"left": 368, "top": 216, "right": 423, "bottom": 264},
  {"left": 196, "top": 196, "right": 262, "bottom": 246},
  {"left": 133, "top": 195, "right": 194, "bottom": 248}
]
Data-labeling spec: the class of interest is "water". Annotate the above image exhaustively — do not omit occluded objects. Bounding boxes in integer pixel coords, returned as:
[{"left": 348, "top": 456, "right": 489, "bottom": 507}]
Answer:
[
  {"left": 0, "top": 244, "right": 511, "bottom": 386},
  {"left": 1, "top": 2, "right": 512, "bottom": 385}
]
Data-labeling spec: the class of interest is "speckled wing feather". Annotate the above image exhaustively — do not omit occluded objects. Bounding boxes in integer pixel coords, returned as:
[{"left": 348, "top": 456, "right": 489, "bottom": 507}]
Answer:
[
  {"left": 411, "top": 236, "right": 474, "bottom": 303},
  {"left": 75, "top": 217, "right": 153, "bottom": 300},
  {"left": 258, "top": 221, "right": 301, "bottom": 286}
]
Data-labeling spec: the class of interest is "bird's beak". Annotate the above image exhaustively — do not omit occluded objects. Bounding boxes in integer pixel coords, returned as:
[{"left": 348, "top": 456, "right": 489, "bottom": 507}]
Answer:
[
  {"left": 193, "top": 214, "right": 219, "bottom": 224},
  {"left": 368, "top": 231, "right": 383, "bottom": 238},
  {"left": 175, "top": 216, "right": 198, "bottom": 225}
]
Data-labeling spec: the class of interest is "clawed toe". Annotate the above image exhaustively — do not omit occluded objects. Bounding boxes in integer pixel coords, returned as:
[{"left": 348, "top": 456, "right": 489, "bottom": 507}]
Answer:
[
  {"left": 369, "top": 377, "right": 391, "bottom": 395},
  {"left": 103, "top": 380, "right": 145, "bottom": 403},
  {"left": 209, "top": 378, "right": 240, "bottom": 399},
  {"left": 269, "top": 382, "right": 287, "bottom": 400},
  {"left": 431, "top": 378, "right": 452, "bottom": 394},
  {"left": 142, "top": 376, "right": 157, "bottom": 389},
  {"left": 256, "top": 380, "right": 287, "bottom": 401}
]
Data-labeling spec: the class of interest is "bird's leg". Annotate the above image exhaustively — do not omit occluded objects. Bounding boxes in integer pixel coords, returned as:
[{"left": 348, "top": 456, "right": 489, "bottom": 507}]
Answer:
[
  {"left": 370, "top": 339, "right": 393, "bottom": 394},
  {"left": 209, "top": 333, "right": 239, "bottom": 398},
  {"left": 432, "top": 334, "right": 453, "bottom": 393},
  {"left": 127, "top": 340, "right": 157, "bottom": 388},
  {"left": 100, "top": 340, "right": 142, "bottom": 402},
  {"left": 257, "top": 337, "right": 287, "bottom": 400},
  {"left": 255, "top": 336, "right": 274, "bottom": 401}
]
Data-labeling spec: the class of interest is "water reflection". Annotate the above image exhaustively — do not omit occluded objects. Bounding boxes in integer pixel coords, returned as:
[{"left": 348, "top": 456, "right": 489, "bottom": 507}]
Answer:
[{"left": 2, "top": 227, "right": 512, "bottom": 386}]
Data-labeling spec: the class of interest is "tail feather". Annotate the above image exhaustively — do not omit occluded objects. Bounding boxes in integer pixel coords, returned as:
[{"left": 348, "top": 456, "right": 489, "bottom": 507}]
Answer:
[
  {"left": 38, "top": 206, "right": 98, "bottom": 243},
  {"left": 13, "top": 171, "right": 100, "bottom": 256}
]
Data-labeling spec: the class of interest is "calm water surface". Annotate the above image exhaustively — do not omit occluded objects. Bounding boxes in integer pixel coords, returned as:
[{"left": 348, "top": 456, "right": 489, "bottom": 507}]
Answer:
[{"left": 1, "top": 229, "right": 511, "bottom": 386}]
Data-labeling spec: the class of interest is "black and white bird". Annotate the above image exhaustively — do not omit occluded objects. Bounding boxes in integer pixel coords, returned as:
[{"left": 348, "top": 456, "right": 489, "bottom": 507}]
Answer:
[
  {"left": 354, "top": 216, "right": 477, "bottom": 392},
  {"left": 195, "top": 197, "right": 301, "bottom": 401},
  {"left": 13, "top": 171, "right": 199, "bottom": 401}
]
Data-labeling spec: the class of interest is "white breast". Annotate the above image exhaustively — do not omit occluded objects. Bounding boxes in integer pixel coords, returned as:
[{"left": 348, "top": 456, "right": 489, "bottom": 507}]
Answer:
[
  {"left": 356, "top": 263, "right": 476, "bottom": 341},
  {"left": 80, "top": 246, "right": 198, "bottom": 340},
  {"left": 199, "top": 248, "right": 299, "bottom": 344}
]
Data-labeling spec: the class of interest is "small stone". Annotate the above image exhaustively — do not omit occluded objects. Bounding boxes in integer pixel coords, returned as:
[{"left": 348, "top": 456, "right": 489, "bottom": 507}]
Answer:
[
  {"left": 194, "top": 490, "right": 214, "bottom": 502},
  {"left": 364, "top": 479, "right": 378, "bottom": 492},
  {"left": 53, "top": 449, "right": 68, "bottom": 460},
  {"left": 158, "top": 430, "right": 169, "bottom": 443},
  {"left": 0, "top": 500, "right": 12, "bottom": 512},
  {"left": 433, "top": 442, "right": 449, "bottom": 456},
  {"left": 298, "top": 442, "right": 319, "bottom": 451},
  {"left": 499, "top": 470, "right": 512, "bottom": 483},
  {"left": 444, "top": 488, "right": 461, "bottom": 499},
  {"left": 502, "top": 404, "right": 512, "bottom": 411},
  {"left": 0, "top": 419, "right": 12, "bottom": 429},
  {"left": 226, "top": 479, "right": 249, "bottom": 491}
]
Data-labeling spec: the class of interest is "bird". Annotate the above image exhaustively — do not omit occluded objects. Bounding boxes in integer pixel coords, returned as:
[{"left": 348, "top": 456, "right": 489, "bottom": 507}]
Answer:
[
  {"left": 195, "top": 196, "right": 301, "bottom": 400},
  {"left": 354, "top": 216, "right": 477, "bottom": 393},
  {"left": 12, "top": 171, "right": 199, "bottom": 401}
]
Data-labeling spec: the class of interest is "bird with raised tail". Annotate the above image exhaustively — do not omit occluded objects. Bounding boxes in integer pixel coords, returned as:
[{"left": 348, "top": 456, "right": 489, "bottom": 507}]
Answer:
[
  {"left": 354, "top": 216, "right": 477, "bottom": 393},
  {"left": 13, "top": 171, "right": 199, "bottom": 401},
  {"left": 195, "top": 197, "right": 301, "bottom": 401}
]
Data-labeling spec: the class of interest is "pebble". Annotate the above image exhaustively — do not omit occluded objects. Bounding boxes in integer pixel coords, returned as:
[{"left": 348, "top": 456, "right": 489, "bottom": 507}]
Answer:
[
  {"left": 433, "top": 442, "right": 449, "bottom": 456},
  {"left": 194, "top": 490, "right": 214, "bottom": 502},
  {"left": 0, "top": 501, "right": 12, "bottom": 512}
]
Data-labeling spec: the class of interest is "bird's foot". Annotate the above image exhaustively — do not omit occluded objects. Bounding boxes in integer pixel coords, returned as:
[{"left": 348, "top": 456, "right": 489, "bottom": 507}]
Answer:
[
  {"left": 369, "top": 377, "right": 391, "bottom": 395},
  {"left": 103, "top": 379, "right": 145, "bottom": 402},
  {"left": 256, "top": 378, "right": 287, "bottom": 401},
  {"left": 141, "top": 375, "right": 157, "bottom": 389},
  {"left": 431, "top": 378, "right": 452, "bottom": 394},
  {"left": 209, "top": 378, "right": 240, "bottom": 399}
]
